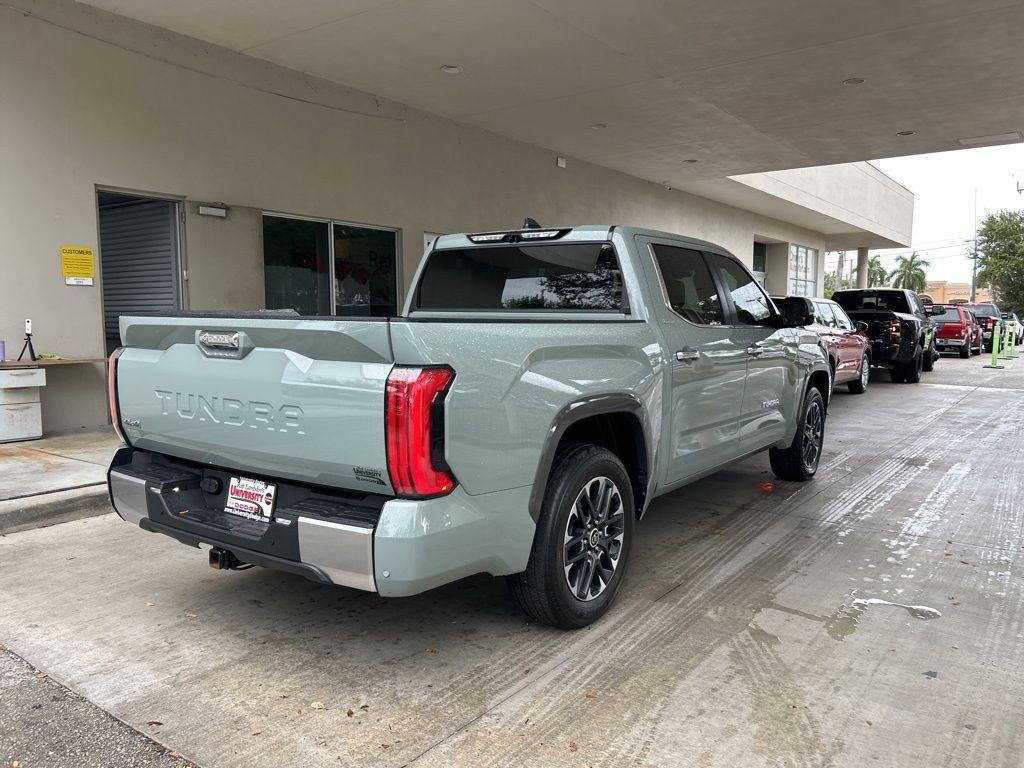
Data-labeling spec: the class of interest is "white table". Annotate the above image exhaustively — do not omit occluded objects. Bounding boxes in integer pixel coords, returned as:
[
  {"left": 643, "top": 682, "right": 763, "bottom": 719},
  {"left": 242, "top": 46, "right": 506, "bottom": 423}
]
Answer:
[{"left": 0, "top": 359, "right": 106, "bottom": 442}]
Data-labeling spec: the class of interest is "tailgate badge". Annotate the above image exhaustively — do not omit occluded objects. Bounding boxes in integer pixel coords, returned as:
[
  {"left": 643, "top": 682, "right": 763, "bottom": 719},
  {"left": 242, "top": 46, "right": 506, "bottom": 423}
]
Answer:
[{"left": 199, "top": 331, "right": 240, "bottom": 349}]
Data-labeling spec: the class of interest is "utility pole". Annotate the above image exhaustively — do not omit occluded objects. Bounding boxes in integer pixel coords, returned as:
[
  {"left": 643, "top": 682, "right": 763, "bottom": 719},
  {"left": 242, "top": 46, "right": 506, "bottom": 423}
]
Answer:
[{"left": 970, "top": 188, "right": 979, "bottom": 303}]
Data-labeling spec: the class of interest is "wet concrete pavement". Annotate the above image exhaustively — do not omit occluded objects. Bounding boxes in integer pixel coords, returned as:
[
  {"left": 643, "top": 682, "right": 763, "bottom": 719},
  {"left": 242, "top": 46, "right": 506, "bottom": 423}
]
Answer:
[{"left": 0, "top": 355, "right": 1022, "bottom": 767}]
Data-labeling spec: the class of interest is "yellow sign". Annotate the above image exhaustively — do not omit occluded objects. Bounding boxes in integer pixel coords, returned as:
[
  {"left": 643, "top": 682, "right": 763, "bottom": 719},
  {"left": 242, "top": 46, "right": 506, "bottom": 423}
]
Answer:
[{"left": 60, "top": 245, "right": 95, "bottom": 286}]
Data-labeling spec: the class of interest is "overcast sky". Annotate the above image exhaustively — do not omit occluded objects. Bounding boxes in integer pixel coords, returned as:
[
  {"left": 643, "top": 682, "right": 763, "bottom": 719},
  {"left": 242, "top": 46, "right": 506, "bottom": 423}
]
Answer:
[{"left": 825, "top": 144, "right": 1024, "bottom": 283}]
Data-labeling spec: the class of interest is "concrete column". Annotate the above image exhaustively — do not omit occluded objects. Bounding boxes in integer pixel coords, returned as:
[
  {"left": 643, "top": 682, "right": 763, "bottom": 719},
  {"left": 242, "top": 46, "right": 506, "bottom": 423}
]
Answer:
[{"left": 856, "top": 247, "right": 870, "bottom": 288}]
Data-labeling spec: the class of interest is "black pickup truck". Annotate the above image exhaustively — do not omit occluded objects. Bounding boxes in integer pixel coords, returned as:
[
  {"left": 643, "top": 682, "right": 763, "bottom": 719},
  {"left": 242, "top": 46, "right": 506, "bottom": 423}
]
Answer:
[{"left": 831, "top": 288, "right": 939, "bottom": 383}]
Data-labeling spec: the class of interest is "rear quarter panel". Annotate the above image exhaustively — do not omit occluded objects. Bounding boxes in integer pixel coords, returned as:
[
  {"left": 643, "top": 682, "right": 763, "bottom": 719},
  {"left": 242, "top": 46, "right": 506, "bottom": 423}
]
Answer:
[{"left": 389, "top": 319, "right": 663, "bottom": 497}]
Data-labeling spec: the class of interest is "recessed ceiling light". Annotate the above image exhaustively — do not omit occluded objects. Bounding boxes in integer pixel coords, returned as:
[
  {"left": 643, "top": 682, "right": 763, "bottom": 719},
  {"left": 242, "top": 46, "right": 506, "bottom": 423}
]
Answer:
[
  {"left": 842, "top": 77, "right": 866, "bottom": 86},
  {"left": 681, "top": 159, "right": 698, "bottom": 164},
  {"left": 896, "top": 130, "right": 917, "bottom": 137},
  {"left": 439, "top": 64, "right": 463, "bottom": 74},
  {"left": 590, "top": 122, "right": 608, "bottom": 130},
  {"left": 957, "top": 131, "right": 1022, "bottom": 147}
]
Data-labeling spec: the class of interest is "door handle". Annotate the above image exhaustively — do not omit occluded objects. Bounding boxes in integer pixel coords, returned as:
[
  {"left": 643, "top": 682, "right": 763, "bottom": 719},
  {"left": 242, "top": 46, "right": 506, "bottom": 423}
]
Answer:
[
  {"left": 675, "top": 350, "right": 700, "bottom": 362},
  {"left": 746, "top": 345, "right": 763, "bottom": 356}
]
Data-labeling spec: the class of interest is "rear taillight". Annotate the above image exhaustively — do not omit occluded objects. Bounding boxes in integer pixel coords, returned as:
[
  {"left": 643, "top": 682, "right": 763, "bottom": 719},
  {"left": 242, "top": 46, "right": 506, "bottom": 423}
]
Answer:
[
  {"left": 107, "top": 347, "right": 128, "bottom": 444},
  {"left": 888, "top": 320, "right": 902, "bottom": 341},
  {"left": 385, "top": 366, "right": 456, "bottom": 498}
]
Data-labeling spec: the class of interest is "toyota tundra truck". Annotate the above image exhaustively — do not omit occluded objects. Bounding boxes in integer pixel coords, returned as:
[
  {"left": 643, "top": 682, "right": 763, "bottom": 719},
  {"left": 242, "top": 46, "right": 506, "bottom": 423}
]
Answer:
[{"left": 107, "top": 225, "right": 831, "bottom": 628}]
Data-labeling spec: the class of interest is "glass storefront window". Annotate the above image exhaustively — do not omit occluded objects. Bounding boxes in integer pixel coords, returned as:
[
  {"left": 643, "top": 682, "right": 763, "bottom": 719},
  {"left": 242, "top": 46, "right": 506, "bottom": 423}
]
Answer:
[
  {"left": 788, "top": 244, "right": 818, "bottom": 297},
  {"left": 263, "top": 216, "right": 331, "bottom": 315},
  {"left": 263, "top": 215, "right": 399, "bottom": 317},
  {"left": 334, "top": 224, "right": 398, "bottom": 317}
]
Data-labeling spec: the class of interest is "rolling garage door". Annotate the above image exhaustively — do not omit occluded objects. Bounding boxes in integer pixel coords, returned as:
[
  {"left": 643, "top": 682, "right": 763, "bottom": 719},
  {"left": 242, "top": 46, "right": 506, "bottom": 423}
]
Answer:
[{"left": 98, "top": 195, "right": 181, "bottom": 354}]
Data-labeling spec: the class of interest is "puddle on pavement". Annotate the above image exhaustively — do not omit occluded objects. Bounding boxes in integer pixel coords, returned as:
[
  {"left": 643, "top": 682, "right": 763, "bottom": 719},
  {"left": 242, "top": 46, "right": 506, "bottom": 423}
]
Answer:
[{"left": 825, "top": 594, "right": 942, "bottom": 640}]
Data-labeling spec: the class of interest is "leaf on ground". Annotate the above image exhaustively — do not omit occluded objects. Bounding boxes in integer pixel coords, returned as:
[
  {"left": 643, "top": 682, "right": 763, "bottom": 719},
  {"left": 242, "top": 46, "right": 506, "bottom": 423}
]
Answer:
[
  {"left": 311, "top": 701, "right": 326, "bottom": 710},
  {"left": 346, "top": 709, "right": 354, "bottom": 717},
  {"left": 0, "top": 644, "right": 8, "bottom": 653},
  {"left": 251, "top": 731, "right": 261, "bottom": 736},
  {"left": 865, "top": 720, "right": 873, "bottom": 726},
  {"left": 169, "top": 751, "right": 181, "bottom": 758},
  {"left": 425, "top": 648, "right": 439, "bottom": 654},
  {"left": 381, "top": 743, "right": 391, "bottom": 750},
  {"left": 359, "top": 704, "right": 370, "bottom": 710},
  {"left": 147, "top": 720, "right": 163, "bottom": 727},
  {"left": 147, "top": 602, "right": 155, "bottom": 607},
  {"left": 185, "top": 613, "right": 198, "bottom": 619},
  {"left": 569, "top": 741, "right": 578, "bottom": 752},
  {"left": 33, "top": 672, "right": 48, "bottom": 680},
  {"left": 584, "top": 692, "right": 598, "bottom": 700}
]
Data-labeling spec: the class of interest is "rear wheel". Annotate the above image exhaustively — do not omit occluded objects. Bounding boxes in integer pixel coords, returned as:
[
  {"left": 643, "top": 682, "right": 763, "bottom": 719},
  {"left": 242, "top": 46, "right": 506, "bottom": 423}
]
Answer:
[
  {"left": 770, "top": 387, "right": 825, "bottom": 482},
  {"left": 848, "top": 353, "right": 870, "bottom": 394},
  {"left": 922, "top": 340, "right": 935, "bottom": 372},
  {"left": 509, "top": 444, "right": 634, "bottom": 629},
  {"left": 904, "top": 348, "right": 923, "bottom": 383},
  {"left": 959, "top": 343, "right": 970, "bottom": 359}
]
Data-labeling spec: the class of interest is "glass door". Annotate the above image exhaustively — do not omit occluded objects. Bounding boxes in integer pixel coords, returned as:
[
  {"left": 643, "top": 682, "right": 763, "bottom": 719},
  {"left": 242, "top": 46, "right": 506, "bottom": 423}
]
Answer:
[{"left": 333, "top": 223, "right": 399, "bottom": 317}]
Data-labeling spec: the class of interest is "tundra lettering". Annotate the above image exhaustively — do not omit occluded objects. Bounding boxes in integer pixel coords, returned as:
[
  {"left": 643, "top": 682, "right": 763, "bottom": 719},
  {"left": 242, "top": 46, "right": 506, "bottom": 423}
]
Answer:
[
  {"left": 110, "top": 224, "right": 832, "bottom": 629},
  {"left": 153, "top": 390, "right": 305, "bottom": 434}
]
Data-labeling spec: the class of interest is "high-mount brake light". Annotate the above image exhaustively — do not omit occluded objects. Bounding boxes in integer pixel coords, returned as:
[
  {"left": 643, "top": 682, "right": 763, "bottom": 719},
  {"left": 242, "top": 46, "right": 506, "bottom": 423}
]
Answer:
[
  {"left": 107, "top": 347, "right": 128, "bottom": 444},
  {"left": 467, "top": 233, "right": 505, "bottom": 243},
  {"left": 386, "top": 366, "right": 456, "bottom": 498},
  {"left": 519, "top": 230, "right": 561, "bottom": 240}
]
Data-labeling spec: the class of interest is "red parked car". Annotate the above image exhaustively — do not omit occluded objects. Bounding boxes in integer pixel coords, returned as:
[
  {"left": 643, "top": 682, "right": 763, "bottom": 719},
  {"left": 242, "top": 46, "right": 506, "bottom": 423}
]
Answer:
[
  {"left": 774, "top": 296, "right": 872, "bottom": 393},
  {"left": 934, "top": 304, "right": 983, "bottom": 357}
]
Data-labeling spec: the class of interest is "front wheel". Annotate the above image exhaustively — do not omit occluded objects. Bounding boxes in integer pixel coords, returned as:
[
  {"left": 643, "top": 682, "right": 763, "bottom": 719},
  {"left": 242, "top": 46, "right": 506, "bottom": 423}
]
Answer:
[
  {"left": 509, "top": 444, "right": 634, "bottom": 629},
  {"left": 770, "top": 387, "right": 826, "bottom": 482},
  {"left": 848, "top": 353, "right": 870, "bottom": 394}
]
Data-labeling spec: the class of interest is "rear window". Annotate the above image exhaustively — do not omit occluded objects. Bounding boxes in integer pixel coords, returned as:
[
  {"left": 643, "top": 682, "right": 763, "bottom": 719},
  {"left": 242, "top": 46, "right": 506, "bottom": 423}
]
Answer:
[
  {"left": 934, "top": 306, "right": 963, "bottom": 323},
  {"left": 415, "top": 242, "right": 625, "bottom": 311},
  {"left": 833, "top": 290, "right": 910, "bottom": 314},
  {"left": 966, "top": 303, "right": 999, "bottom": 318}
]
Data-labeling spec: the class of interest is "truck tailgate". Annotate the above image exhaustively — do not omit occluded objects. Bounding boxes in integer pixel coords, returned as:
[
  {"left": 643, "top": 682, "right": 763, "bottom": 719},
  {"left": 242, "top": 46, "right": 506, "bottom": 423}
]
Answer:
[{"left": 116, "top": 314, "right": 395, "bottom": 493}]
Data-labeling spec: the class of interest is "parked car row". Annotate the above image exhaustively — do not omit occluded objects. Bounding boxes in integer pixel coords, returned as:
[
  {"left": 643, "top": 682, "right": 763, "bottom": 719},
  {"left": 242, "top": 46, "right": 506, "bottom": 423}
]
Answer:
[{"left": 102, "top": 220, "right": 1017, "bottom": 628}]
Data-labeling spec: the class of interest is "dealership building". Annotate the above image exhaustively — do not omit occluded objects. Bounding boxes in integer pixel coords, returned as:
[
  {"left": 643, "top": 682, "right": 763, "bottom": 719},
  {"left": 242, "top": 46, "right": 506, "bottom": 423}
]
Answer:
[{"left": 22, "top": 0, "right": 1024, "bottom": 436}]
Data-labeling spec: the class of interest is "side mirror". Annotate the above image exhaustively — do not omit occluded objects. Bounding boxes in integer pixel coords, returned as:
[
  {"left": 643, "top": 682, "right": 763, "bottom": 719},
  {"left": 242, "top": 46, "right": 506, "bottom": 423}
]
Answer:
[
  {"left": 774, "top": 296, "right": 815, "bottom": 328},
  {"left": 855, "top": 321, "right": 869, "bottom": 333}
]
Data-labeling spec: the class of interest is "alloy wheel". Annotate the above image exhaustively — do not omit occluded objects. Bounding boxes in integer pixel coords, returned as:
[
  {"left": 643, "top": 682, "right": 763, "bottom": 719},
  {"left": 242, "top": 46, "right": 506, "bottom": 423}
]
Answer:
[
  {"left": 801, "top": 400, "right": 824, "bottom": 472},
  {"left": 860, "top": 357, "right": 869, "bottom": 388},
  {"left": 563, "top": 477, "right": 625, "bottom": 602}
]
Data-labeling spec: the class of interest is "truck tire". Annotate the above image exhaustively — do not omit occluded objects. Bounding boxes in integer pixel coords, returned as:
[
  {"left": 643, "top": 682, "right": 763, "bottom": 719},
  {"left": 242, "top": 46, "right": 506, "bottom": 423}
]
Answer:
[
  {"left": 889, "top": 365, "right": 906, "bottom": 383},
  {"left": 959, "top": 344, "right": 970, "bottom": 359},
  {"left": 769, "top": 387, "right": 825, "bottom": 482},
  {"left": 904, "top": 348, "right": 923, "bottom": 383},
  {"left": 848, "top": 353, "right": 870, "bottom": 394},
  {"left": 510, "top": 444, "right": 634, "bottom": 629},
  {"left": 922, "top": 339, "right": 935, "bottom": 372}
]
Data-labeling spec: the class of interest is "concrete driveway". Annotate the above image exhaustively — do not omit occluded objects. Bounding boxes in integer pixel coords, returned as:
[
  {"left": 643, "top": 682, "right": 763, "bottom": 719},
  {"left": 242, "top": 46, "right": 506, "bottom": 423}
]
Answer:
[{"left": 1, "top": 355, "right": 1022, "bottom": 767}]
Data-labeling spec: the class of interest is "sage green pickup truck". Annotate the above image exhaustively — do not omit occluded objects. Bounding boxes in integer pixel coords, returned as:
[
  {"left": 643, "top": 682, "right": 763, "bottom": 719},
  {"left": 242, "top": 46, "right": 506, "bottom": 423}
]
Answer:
[{"left": 107, "top": 225, "right": 831, "bottom": 627}]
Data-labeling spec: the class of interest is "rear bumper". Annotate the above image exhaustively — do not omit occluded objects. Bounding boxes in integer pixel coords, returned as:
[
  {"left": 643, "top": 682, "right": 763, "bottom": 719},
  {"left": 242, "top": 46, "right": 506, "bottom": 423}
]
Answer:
[
  {"left": 935, "top": 337, "right": 965, "bottom": 347},
  {"left": 108, "top": 448, "right": 535, "bottom": 598}
]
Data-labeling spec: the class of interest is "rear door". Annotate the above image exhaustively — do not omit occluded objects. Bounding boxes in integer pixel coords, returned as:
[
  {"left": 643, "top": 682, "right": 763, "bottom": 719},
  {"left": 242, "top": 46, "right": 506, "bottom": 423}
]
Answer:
[
  {"left": 116, "top": 314, "right": 395, "bottom": 493},
  {"left": 639, "top": 238, "right": 747, "bottom": 484},
  {"left": 703, "top": 252, "right": 798, "bottom": 453}
]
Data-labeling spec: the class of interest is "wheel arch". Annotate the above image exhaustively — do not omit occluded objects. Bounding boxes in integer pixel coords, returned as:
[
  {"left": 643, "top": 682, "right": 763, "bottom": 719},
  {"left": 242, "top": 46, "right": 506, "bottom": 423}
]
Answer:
[{"left": 529, "top": 394, "right": 652, "bottom": 522}]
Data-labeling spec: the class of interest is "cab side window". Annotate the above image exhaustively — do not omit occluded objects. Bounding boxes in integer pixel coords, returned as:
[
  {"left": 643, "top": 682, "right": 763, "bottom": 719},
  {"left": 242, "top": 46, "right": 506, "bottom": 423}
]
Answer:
[
  {"left": 832, "top": 305, "right": 855, "bottom": 330},
  {"left": 650, "top": 245, "right": 725, "bottom": 325},
  {"left": 705, "top": 252, "right": 773, "bottom": 324},
  {"left": 814, "top": 301, "right": 837, "bottom": 327}
]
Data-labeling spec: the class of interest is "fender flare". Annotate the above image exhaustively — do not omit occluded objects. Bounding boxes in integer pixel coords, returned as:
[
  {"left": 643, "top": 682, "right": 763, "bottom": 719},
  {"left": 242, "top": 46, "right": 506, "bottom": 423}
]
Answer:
[{"left": 528, "top": 393, "right": 652, "bottom": 522}]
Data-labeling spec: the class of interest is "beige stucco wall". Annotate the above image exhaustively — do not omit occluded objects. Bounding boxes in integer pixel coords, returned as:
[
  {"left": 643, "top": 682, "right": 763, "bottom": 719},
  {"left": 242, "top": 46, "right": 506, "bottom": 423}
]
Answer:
[{"left": 1, "top": 5, "right": 834, "bottom": 431}]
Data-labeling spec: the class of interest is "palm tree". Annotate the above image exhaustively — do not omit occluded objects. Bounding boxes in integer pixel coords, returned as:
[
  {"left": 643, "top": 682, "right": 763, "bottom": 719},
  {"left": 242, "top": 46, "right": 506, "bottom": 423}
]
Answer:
[
  {"left": 867, "top": 257, "right": 888, "bottom": 287},
  {"left": 887, "top": 252, "right": 930, "bottom": 293}
]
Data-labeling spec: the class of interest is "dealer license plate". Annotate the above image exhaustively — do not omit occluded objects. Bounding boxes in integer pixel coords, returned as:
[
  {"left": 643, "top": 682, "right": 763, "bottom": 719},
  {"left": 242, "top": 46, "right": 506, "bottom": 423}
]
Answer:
[{"left": 224, "top": 476, "right": 277, "bottom": 521}]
